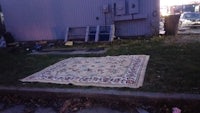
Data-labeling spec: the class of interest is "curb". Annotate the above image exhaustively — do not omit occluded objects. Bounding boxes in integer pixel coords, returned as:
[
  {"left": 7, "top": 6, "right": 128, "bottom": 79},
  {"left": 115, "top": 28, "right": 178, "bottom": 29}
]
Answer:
[{"left": 0, "top": 87, "right": 199, "bottom": 100}]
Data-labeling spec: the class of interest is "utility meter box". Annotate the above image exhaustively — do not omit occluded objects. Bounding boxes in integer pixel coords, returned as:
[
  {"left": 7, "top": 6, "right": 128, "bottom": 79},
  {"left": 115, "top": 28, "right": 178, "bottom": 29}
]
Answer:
[
  {"left": 115, "top": 0, "right": 126, "bottom": 16},
  {"left": 129, "top": 0, "right": 139, "bottom": 14}
]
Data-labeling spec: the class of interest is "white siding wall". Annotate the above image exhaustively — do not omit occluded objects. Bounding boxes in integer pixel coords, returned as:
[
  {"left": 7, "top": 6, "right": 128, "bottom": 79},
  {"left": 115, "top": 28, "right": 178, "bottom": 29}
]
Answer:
[{"left": 0, "top": 0, "right": 159, "bottom": 41}]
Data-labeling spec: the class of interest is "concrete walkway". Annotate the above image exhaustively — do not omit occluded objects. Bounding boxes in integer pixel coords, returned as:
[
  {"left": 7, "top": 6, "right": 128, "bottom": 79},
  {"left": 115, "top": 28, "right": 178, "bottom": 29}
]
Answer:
[
  {"left": 0, "top": 87, "right": 199, "bottom": 100},
  {"left": 30, "top": 48, "right": 108, "bottom": 55}
]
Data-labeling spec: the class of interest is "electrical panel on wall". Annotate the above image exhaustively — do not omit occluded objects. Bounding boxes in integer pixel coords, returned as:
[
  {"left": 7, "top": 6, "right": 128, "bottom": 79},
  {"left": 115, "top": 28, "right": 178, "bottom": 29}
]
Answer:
[
  {"left": 115, "top": 0, "right": 126, "bottom": 16},
  {"left": 103, "top": 4, "right": 109, "bottom": 13},
  {"left": 129, "top": 0, "right": 139, "bottom": 14}
]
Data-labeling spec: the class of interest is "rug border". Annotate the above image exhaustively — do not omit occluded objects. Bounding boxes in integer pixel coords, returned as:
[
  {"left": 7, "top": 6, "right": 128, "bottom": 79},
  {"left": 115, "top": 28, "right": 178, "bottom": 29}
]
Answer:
[{"left": 136, "top": 55, "right": 150, "bottom": 88}]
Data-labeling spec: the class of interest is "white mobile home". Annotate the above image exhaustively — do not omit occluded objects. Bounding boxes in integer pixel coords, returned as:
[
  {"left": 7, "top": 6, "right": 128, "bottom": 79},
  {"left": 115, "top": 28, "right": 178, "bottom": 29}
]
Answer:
[{"left": 0, "top": 0, "right": 160, "bottom": 41}]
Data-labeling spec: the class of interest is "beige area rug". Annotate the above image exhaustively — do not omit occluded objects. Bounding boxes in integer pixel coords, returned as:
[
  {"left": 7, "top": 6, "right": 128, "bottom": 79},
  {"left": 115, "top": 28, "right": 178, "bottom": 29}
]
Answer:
[{"left": 21, "top": 55, "right": 150, "bottom": 88}]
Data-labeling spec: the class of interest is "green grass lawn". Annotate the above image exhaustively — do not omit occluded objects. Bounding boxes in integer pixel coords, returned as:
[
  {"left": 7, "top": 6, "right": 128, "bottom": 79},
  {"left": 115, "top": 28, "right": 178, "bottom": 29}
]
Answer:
[{"left": 0, "top": 35, "right": 199, "bottom": 93}]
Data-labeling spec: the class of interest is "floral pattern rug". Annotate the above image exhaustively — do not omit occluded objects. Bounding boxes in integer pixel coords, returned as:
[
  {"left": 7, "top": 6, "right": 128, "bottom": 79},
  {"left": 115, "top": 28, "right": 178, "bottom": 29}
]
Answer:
[{"left": 21, "top": 55, "right": 150, "bottom": 88}]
